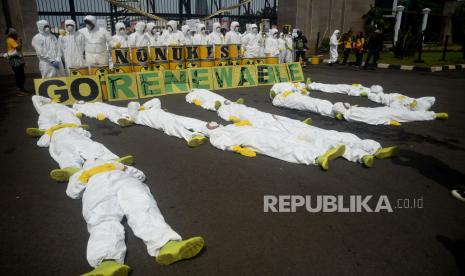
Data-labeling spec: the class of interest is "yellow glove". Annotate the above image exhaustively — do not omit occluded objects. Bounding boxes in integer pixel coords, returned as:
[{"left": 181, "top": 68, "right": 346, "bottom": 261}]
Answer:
[
  {"left": 234, "top": 120, "right": 252, "bottom": 127},
  {"left": 139, "top": 105, "right": 145, "bottom": 111},
  {"left": 351, "top": 83, "right": 361, "bottom": 87},
  {"left": 114, "top": 42, "right": 122, "bottom": 48},
  {"left": 231, "top": 145, "right": 256, "bottom": 157},
  {"left": 193, "top": 99, "right": 202, "bottom": 106},
  {"left": 97, "top": 113, "right": 106, "bottom": 121},
  {"left": 228, "top": 116, "right": 241, "bottom": 123},
  {"left": 75, "top": 112, "right": 82, "bottom": 118},
  {"left": 281, "top": 91, "right": 293, "bottom": 98}
]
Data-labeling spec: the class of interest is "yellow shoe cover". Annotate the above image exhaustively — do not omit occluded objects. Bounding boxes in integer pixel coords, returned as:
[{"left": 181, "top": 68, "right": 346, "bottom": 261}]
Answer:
[
  {"left": 139, "top": 105, "right": 145, "bottom": 111},
  {"left": 335, "top": 113, "right": 344, "bottom": 120},
  {"left": 26, "top": 128, "right": 45, "bottom": 137},
  {"left": 389, "top": 120, "right": 401, "bottom": 126},
  {"left": 374, "top": 146, "right": 398, "bottom": 159},
  {"left": 361, "top": 155, "right": 374, "bottom": 168},
  {"left": 231, "top": 145, "right": 256, "bottom": 157},
  {"left": 214, "top": 101, "right": 221, "bottom": 110},
  {"left": 435, "top": 113, "right": 448, "bottom": 120},
  {"left": 156, "top": 237, "right": 205, "bottom": 266},
  {"left": 187, "top": 135, "right": 207, "bottom": 148},
  {"left": 235, "top": 98, "right": 245, "bottom": 105},
  {"left": 317, "top": 145, "right": 346, "bottom": 171},
  {"left": 75, "top": 112, "right": 83, "bottom": 118},
  {"left": 117, "top": 118, "right": 133, "bottom": 127},
  {"left": 234, "top": 120, "right": 252, "bottom": 127},
  {"left": 97, "top": 113, "right": 106, "bottom": 121},
  {"left": 50, "top": 167, "right": 81, "bottom": 182},
  {"left": 302, "top": 117, "right": 312, "bottom": 125},
  {"left": 81, "top": 260, "right": 130, "bottom": 276},
  {"left": 360, "top": 92, "right": 368, "bottom": 97},
  {"left": 269, "top": 90, "right": 276, "bottom": 99},
  {"left": 306, "top": 77, "right": 312, "bottom": 86},
  {"left": 116, "top": 155, "right": 135, "bottom": 165},
  {"left": 193, "top": 99, "right": 202, "bottom": 106}
]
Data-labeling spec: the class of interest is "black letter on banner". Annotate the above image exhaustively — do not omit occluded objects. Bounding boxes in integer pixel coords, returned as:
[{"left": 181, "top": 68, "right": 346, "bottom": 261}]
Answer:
[
  {"left": 187, "top": 46, "right": 198, "bottom": 59},
  {"left": 173, "top": 47, "right": 183, "bottom": 60},
  {"left": 137, "top": 49, "right": 149, "bottom": 63},
  {"left": 207, "top": 46, "right": 214, "bottom": 59},
  {"left": 221, "top": 46, "right": 229, "bottom": 58},
  {"left": 38, "top": 79, "right": 69, "bottom": 102},
  {"left": 115, "top": 49, "right": 129, "bottom": 64},
  {"left": 155, "top": 47, "right": 167, "bottom": 61},
  {"left": 70, "top": 78, "right": 99, "bottom": 101}
]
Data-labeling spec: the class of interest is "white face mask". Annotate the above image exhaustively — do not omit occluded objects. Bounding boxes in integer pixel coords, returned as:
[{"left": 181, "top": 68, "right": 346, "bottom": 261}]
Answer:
[
  {"left": 234, "top": 26, "right": 239, "bottom": 32},
  {"left": 66, "top": 25, "right": 74, "bottom": 32},
  {"left": 201, "top": 28, "right": 206, "bottom": 34},
  {"left": 86, "top": 24, "right": 94, "bottom": 30},
  {"left": 252, "top": 28, "right": 258, "bottom": 34},
  {"left": 156, "top": 31, "right": 160, "bottom": 36},
  {"left": 151, "top": 28, "right": 156, "bottom": 35},
  {"left": 119, "top": 29, "right": 126, "bottom": 36},
  {"left": 43, "top": 26, "right": 51, "bottom": 34},
  {"left": 168, "top": 26, "right": 173, "bottom": 32},
  {"left": 215, "top": 27, "right": 221, "bottom": 33}
]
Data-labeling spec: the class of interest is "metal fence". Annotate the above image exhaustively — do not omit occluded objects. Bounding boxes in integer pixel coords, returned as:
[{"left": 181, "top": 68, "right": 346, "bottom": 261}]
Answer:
[{"left": 36, "top": 0, "right": 277, "bottom": 34}]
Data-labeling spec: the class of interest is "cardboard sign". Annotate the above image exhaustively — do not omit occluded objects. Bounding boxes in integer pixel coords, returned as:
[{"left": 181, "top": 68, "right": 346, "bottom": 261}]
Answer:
[
  {"left": 106, "top": 73, "right": 139, "bottom": 101},
  {"left": 34, "top": 76, "right": 102, "bottom": 105},
  {"left": 136, "top": 71, "right": 164, "bottom": 98},
  {"left": 256, "top": 64, "right": 277, "bottom": 85},
  {"left": 163, "top": 70, "right": 190, "bottom": 94},
  {"left": 287, "top": 62, "right": 304, "bottom": 82},
  {"left": 188, "top": 67, "right": 213, "bottom": 90},
  {"left": 273, "top": 64, "right": 291, "bottom": 82},
  {"left": 234, "top": 65, "right": 257, "bottom": 88},
  {"left": 212, "top": 66, "right": 236, "bottom": 90}
]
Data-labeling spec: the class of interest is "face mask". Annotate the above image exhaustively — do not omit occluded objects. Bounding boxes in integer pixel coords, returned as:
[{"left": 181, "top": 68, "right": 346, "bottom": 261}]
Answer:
[
  {"left": 273, "top": 34, "right": 278, "bottom": 38},
  {"left": 252, "top": 28, "right": 258, "bottom": 34},
  {"left": 201, "top": 28, "right": 206, "bottom": 34},
  {"left": 234, "top": 26, "right": 239, "bottom": 32},
  {"left": 151, "top": 28, "right": 156, "bottom": 35},
  {"left": 168, "top": 26, "right": 173, "bottom": 32},
  {"left": 66, "top": 25, "right": 74, "bottom": 32},
  {"left": 216, "top": 27, "right": 221, "bottom": 33},
  {"left": 156, "top": 31, "right": 160, "bottom": 36},
  {"left": 119, "top": 29, "right": 126, "bottom": 36},
  {"left": 43, "top": 26, "right": 51, "bottom": 33},
  {"left": 86, "top": 23, "right": 94, "bottom": 30}
]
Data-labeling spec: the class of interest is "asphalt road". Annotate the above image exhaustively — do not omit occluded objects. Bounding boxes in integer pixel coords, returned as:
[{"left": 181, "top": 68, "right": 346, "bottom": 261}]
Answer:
[{"left": 0, "top": 65, "right": 464, "bottom": 275}]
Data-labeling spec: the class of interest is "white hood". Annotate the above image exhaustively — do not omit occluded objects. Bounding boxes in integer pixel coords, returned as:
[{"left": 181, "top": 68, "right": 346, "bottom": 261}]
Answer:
[
  {"left": 370, "top": 85, "right": 383, "bottom": 94},
  {"left": 36, "top": 20, "right": 49, "bottom": 34},
  {"left": 230, "top": 21, "right": 239, "bottom": 31},
  {"left": 213, "top": 22, "right": 221, "bottom": 33},
  {"left": 135, "top": 21, "right": 146, "bottom": 34},
  {"left": 84, "top": 15, "right": 97, "bottom": 26},
  {"left": 167, "top": 20, "right": 178, "bottom": 32}
]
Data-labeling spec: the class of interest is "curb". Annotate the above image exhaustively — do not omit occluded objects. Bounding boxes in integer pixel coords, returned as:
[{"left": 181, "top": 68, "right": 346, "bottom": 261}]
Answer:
[{"left": 321, "top": 59, "right": 465, "bottom": 72}]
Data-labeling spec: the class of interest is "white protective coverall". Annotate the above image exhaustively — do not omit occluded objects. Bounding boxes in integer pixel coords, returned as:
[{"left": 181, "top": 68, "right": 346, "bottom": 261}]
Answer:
[
  {"left": 73, "top": 101, "right": 131, "bottom": 125},
  {"left": 272, "top": 89, "right": 335, "bottom": 118},
  {"left": 128, "top": 98, "right": 212, "bottom": 141},
  {"left": 193, "top": 24, "right": 210, "bottom": 45},
  {"left": 145, "top": 22, "right": 160, "bottom": 46},
  {"left": 208, "top": 22, "right": 224, "bottom": 45},
  {"left": 332, "top": 102, "right": 437, "bottom": 125},
  {"left": 225, "top": 21, "right": 242, "bottom": 44},
  {"left": 32, "top": 95, "right": 81, "bottom": 133},
  {"left": 161, "top": 20, "right": 184, "bottom": 46},
  {"left": 31, "top": 20, "right": 65, "bottom": 78},
  {"left": 309, "top": 82, "right": 371, "bottom": 97},
  {"left": 278, "top": 33, "right": 287, "bottom": 63},
  {"left": 264, "top": 28, "right": 280, "bottom": 57},
  {"left": 79, "top": 15, "right": 113, "bottom": 66},
  {"left": 241, "top": 24, "right": 263, "bottom": 58},
  {"left": 186, "top": 89, "right": 227, "bottom": 111},
  {"left": 209, "top": 123, "right": 333, "bottom": 166},
  {"left": 283, "top": 33, "right": 294, "bottom": 63},
  {"left": 111, "top": 22, "right": 128, "bottom": 48},
  {"left": 367, "top": 85, "right": 436, "bottom": 111},
  {"left": 59, "top": 19, "right": 86, "bottom": 73},
  {"left": 329, "top": 30, "right": 340, "bottom": 64},
  {"left": 66, "top": 159, "right": 181, "bottom": 268},
  {"left": 187, "top": 89, "right": 381, "bottom": 164},
  {"left": 181, "top": 25, "right": 194, "bottom": 46},
  {"left": 128, "top": 21, "right": 150, "bottom": 47}
]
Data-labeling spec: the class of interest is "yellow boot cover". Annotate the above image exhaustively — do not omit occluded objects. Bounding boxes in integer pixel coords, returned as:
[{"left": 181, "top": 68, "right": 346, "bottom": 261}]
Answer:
[
  {"left": 187, "top": 135, "right": 207, "bottom": 148},
  {"left": 228, "top": 116, "right": 241, "bottom": 123},
  {"left": 139, "top": 105, "right": 146, "bottom": 111},
  {"left": 361, "top": 155, "right": 374, "bottom": 168},
  {"left": 97, "top": 113, "right": 106, "bottom": 121},
  {"left": 78, "top": 163, "right": 124, "bottom": 184},
  {"left": 50, "top": 167, "right": 81, "bottom": 182},
  {"left": 435, "top": 113, "right": 448, "bottom": 119},
  {"left": 231, "top": 145, "right": 256, "bottom": 157},
  {"left": 389, "top": 120, "right": 401, "bottom": 126},
  {"left": 156, "top": 236, "right": 205, "bottom": 266},
  {"left": 193, "top": 99, "right": 202, "bottom": 106},
  {"left": 81, "top": 260, "right": 130, "bottom": 276},
  {"left": 374, "top": 146, "right": 398, "bottom": 159}
]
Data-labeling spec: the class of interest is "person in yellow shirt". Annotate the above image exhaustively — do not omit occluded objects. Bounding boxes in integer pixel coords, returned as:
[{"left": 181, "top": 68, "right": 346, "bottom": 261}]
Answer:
[
  {"left": 341, "top": 30, "right": 353, "bottom": 65},
  {"left": 4, "top": 27, "right": 28, "bottom": 96},
  {"left": 353, "top": 32, "right": 365, "bottom": 66}
]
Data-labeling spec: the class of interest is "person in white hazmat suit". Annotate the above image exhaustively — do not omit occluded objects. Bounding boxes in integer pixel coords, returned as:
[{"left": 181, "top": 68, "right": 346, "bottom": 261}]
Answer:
[
  {"left": 161, "top": 20, "right": 184, "bottom": 46},
  {"left": 367, "top": 85, "right": 436, "bottom": 111},
  {"left": 193, "top": 23, "right": 210, "bottom": 45},
  {"left": 207, "top": 118, "right": 346, "bottom": 170},
  {"left": 283, "top": 30, "right": 294, "bottom": 63},
  {"left": 332, "top": 102, "right": 448, "bottom": 126},
  {"left": 264, "top": 28, "right": 280, "bottom": 58},
  {"left": 145, "top": 22, "right": 160, "bottom": 46},
  {"left": 31, "top": 20, "right": 65, "bottom": 78},
  {"left": 128, "top": 21, "right": 150, "bottom": 47},
  {"left": 58, "top": 19, "right": 86, "bottom": 74},
  {"left": 72, "top": 101, "right": 133, "bottom": 127},
  {"left": 111, "top": 22, "right": 128, "bottom": 48},
  {"left": 278, "top": 33, "right": 287, "bottom": 63},
  {"left": 225, "top": 21, "right": 242, "bottom": 44},
  {"left": 66, "top": 159, "right": 204, "bottom": 276},
  {"left": 79, "top": 15, "right": 113, "bottom": 66},
  {"left": 127, "top": 98, "right": 210, "bottom": 147},
  {"left": 26, "top": 96, "right": 134, "bottom": 181},
  {"left": 181, "top": 25, "right": 194, "bottom": 46},
  {"left": 241, "top": 24, "right": 263, "bottom": 58},
  {"left": 186, "top": 88, "right": 244, "bottom": 111},
  {"left": 208, "top": 22, "right": 224, "bottom": 45},
  {"left": 329, "top": 30, "right": 340, "bottom": 64}
]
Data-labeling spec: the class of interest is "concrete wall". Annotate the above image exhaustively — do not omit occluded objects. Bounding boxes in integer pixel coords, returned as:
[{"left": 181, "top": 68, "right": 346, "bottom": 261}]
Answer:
[
  {"left": 0, "top": 0, "right": 39, "bottom": 75},
  {"left": 278, "top": 0, "right": 374, "bottom": 52}
]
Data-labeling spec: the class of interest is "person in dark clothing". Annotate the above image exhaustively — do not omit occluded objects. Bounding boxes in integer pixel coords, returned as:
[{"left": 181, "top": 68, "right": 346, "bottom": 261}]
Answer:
[
  {"left": 363, "top": 29, "right": 383, "bottom": 69},
  {"left": 4, "top": 27, "right": 28, "bottom": 96},
  {"left": 341, "top": 30, "right": 353, "bottom": 64},
  {"left": 353, "top": 32, "right": 365, "bottom": 66},
  {"left": 293, "top": 30, "right": 308, "bottom": 67}
]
